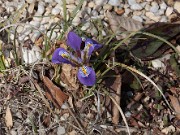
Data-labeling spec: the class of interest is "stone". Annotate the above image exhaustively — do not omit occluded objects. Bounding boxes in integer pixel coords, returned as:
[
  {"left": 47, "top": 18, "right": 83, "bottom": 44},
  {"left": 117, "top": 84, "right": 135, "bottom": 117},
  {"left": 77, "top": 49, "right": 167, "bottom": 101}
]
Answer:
[
  {"left": 0, "top": 6, "right": 5, "bottom": 13},
  {"left": 52, "top": 8, "right": 61, "bottom": 15},
  {"left": 174, "top": 1, "right": 180, "bottom": 13},
  {"left": 45, "top": 0, "right": 54, "bottom": 3},
  {"left": 132, "top": 15, "right": 143, "bottom": 22},
  {"left": 102, "top": 30, "right": 106, "bottom": 36},
  {"left": 165, "top": 7, "right": 173, "bottom": 16},
  {"left": 128, "top": 0, "right": 137, "bottom": 5},
  {"left": 37, "top": 2, "right": 45, "bottom": 15},
  {"left": 22, "top": 46, "right": 42, "bottom": 64},
  {"left": 155, "top": 9, "right": 164, "bottom": 16},
  {"left": 66, "top": 4, "right": 76, "bottom": 12},
  {"left": 150, "top": 2, "right": 159, "bottom": 13},
  {"left": 108, "top": 0, "right": 120, "bottom": 6},
  {"left": 66, "top": 0, "right": 75, "bottom": 4},
  {"left": 17, "top": 25, "right": 24, "bottom": 33},
  {"left": 145, "top": 12, "right": 161, "bottom": 22},
  {"left": 54, "top": 0, "right": 63, "bottom": 5},
  {"left": 41, "top": 16, "right": 50, "bottom": 24},
  {"left": 28, "top": 3, "right": 35, "bottom": 14},
  {"left": 81, "top": 22, "right": 90, "bottom": 31},
  {"left": 160, "top": 2, "right": 167, "bottom": 10},
  {"left": 103, "top": 4, "right": 113, "bottom": 10},
  {"left": 95, "top": 0, "right": 107, "bottom": 6},
  {"left": 30, "top": 21, "right": 40, "bottom": 28},
  {"left": 160, "top": 16, "right": 168, "bottom": 22},
  {"left": 151, "top": 59, "right": 165, "bottom": 69},
  {"left": 124, "top": 8, "right": 131, "bottom": 16},
  {"left": 47, "top": 31, "right": 57, "bottom": 40},
  {"left": 145, "top": 4, "right": 150, "bottom": 11},
  {"left": 131, "top": 4, "right": 143, "bottom": 10},
  {"left": 72, "top": 16, "right": 81, "bottom": 26},
  {"left": 57, "top": 125, "right": 65, "bottom": 135},
  {"left": 140, "top": 2, "right": 147, "bottom": 8},
  {"left": 88, "top": 1, "right": 95, "bottom": 8},
  {"left": 26, "top": 0, "right": 36, "bottom": 3},
  {"left": 31, "top": 32, "right": 41, "bottom": 42}
]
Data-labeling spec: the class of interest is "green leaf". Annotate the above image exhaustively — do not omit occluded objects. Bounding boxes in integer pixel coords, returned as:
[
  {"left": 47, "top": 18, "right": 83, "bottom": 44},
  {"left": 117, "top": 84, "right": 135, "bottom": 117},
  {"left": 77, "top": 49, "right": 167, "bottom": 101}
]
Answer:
[
  {"left": 130, "top": 23, "right": 180, "bottom": 60},
  {"left": 170, "top": 53, "right": 180, "bottom": 77}
]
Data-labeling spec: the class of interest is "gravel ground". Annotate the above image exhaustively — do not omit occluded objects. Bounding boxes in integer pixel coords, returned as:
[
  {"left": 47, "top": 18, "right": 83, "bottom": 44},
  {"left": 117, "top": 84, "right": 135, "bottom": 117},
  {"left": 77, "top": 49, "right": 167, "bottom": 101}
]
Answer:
[{"left": 0, "top": 0, "right": 180, "bottom": 135}]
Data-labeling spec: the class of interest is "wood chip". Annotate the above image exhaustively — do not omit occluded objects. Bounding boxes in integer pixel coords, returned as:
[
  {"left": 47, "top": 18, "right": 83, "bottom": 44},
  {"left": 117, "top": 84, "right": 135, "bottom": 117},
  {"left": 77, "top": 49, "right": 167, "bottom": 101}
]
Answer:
[{"left": 5, "top": 106, "right": 13, "bottom": 129}]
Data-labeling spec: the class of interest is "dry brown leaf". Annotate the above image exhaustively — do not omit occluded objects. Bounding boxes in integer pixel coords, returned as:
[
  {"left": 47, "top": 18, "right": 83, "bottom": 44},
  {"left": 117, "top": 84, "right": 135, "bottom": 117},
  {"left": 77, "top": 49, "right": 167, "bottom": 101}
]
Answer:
[
  {"left": 43, "top": 76, "right": 68, "bottom": 108},
  {"left": 42, "top": 114, "right": 51, "bottom": 128},
  {"left": 35, "top": 36, "right": 44, "bottom": 47},
  {"left": 106, "top": 11, "right": 143, "bottom": 39},
  {"left": 60, "top": 64, "right": 79, "bottom": 90},
  {"left": 5, "top": 106, "right": 13, "bottom": 129},
  {"left": 111, "top": 73, "right": 122, "bottom": 125},
  {"left": 104, "top": 69, "right": 122, "bottom": 125},
  {"left": 169, "top": 95, "right": 180, "bottom": 119}
]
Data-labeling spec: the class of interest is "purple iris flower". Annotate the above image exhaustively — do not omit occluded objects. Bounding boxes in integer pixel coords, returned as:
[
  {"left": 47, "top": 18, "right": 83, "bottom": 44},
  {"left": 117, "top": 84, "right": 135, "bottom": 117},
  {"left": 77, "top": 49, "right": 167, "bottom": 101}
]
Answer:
[{"left": 52, "top": 31, "right": 102, "bottom": 86}]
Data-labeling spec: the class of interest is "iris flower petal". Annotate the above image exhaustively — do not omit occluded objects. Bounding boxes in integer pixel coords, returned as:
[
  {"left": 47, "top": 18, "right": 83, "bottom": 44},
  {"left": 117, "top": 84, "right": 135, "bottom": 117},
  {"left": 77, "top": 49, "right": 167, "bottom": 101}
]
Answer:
[
  {"left": 67, "top": 31, "right": 82, "bottom": 51},
  {"left": 77, "top": 66, "right": 96, "bottom": 86},
  {"left": 52, "top": 48, "right": 72, "bottom": 64},
  {"left": 85, "top": 38, "right": 102, "bottom": 50},
  {"left": 81, "top": 38, "right": 102, "bottom": 63}
]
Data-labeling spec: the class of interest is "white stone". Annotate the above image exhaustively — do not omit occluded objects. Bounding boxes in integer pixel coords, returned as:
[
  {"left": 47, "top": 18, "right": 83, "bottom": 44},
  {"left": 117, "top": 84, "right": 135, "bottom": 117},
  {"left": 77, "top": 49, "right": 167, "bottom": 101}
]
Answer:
[
  {"left": 92, "top": 10, "right": 98, "bottom": 16},
  {"left": 151, "top": 59, "right": 165, "bottom": 69},
  {"left": 66, "top": 4, "right": 76, "bottom": 10},
  {"left": 124, "top": 4, "right": 130, "bottom": 8},
  {"left": 145, "top": 4, "right": 150, "bottom": 11},
  {"left": 140, "top": 2, "right": 147, "bottom": 8},
  {"left": 88, "top": 1, "right": 95, "bottom": 8},
  {"left": 90, "top": 27, "right": 98, "bottom": 36},
  {"left": 41, "top": 16, "right": 50, "bottom": 24},
  {"left": 155, "top": 9, "right": 164, "bottom": 16},
  {"left": 103, "top": 4, "right": 113, "bottom": 10},
  {"left": 131, "top": 4, "right": 143, "bottom": 10},
  {"left": 72, "top": 16, "right": 81, "bottom": 26},
  {"left": 31, "top": 31, "right": 41, "bottom": 42},
  {"left": 166, "top": 7, "right": 173, "bottom": 16},
  {"left": 95, "top": 0, "right": 107, "bottom": 5},
  {"left": 160, "top": 2, "right": 167, "bottom": 10},
  {"left": 37, "top": 2, "right": 45, "bottom": 15},
  {"left": 128, "top": 0, "right": 137, "bottom": 5},
  {"left": 160, "top": 16, "right": 168, "bottom": 22},
  {"left": 124, "top": 8, "right": 131, "bottom": 16},
  {"left": 28, "top": 3, "right": 35, "bottom": 14},
  {"left": 45, "top": 0, "right": 54, "bottom": 3},
  {"left": 66, "top": 0, "right": 75, "bottom": 4},
  {"left": 102, "top": 30, "right": 106, "bottom": 36},
  {"left": 132, "top": 15, "right": 143, "bottom": 22},
  {"left": 26, "top": 0, "right": 35, "bottom": 4},
  {"left": 22, "top": 46, "right": 42, "bottom": 64},
  {"left": 52, "top": 8, "right": 61, "bottom": 15},
  {"left": 33, "top": 13, "right": 42, "bottom": 22},
  {"left": 17, "top": 25, "right": 24, "bottom": 33},
  {"left": 30, "top": 21, "right": 40, "bottom": 28},
  {"left": 57, "top": 125, "right": 65, "bottom": 135},
  {"left": 23, "top": 29, "right": 32, "bottom": 36},
  {"left": 47, "top": 31, "right": 57, "bottom": 40},
  {"left": 54, "top": 0, "right": 63, "bottom": 5},
  {"left": 108, "top": 0, "right": 120, "bottom": 6},
  {"left": 18, "top": 35, "right": 26, "bottom": 41},
  {"left": 150, "top": 2, "right": 159, "bottom": 13},
  {"left": 145, "top": 12, "right": 161, "bottom": 22},
  {"left": 39, "top": 25, "right": 45, "bottom": 32},
  {"left": 133, "top": 11, "right": 142, "bottom": 16},
  {"left": 81, "top": 22, "right": 90, "bottom": 31},
  {"left": 174, "top": 2, "right": 180, "bottom": 13}
]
